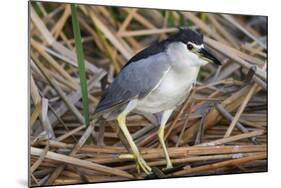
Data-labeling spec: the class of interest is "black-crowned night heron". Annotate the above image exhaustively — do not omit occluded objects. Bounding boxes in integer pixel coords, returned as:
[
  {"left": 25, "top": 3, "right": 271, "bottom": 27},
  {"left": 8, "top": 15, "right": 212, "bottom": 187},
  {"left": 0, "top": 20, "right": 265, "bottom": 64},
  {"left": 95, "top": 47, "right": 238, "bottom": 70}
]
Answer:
[{"left": 93, "top": 28, "right": 221, "bottom": 175}]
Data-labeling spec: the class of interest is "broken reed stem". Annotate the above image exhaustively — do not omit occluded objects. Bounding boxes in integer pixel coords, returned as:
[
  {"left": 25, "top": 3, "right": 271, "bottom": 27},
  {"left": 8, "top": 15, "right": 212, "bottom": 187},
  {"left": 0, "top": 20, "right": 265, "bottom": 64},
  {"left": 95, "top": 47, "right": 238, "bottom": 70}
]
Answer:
[
  {"left": 224, "top": 83, "right": 260, "bottom": 137},
  {"left": 51, "top": 5, "right": 71, "bottom": 39},
  {"left": 30, "top": 4, "right": 267, "bottom": 184},
  {"left": 88, "top": 144, "right": 266, "bottom": 157},
  {"left": 171, "top": 153, "right": 266, "bottom": 176},
  {"left": 31, "top": 147, "right": 134, "bottom": 179},
  {"left": 118, "top": 28, "right": 178, "bottom": 37},
  {"left": 118, "top": 8, "right": 138, "bottom": 33},
  {"left": 194, "top": 111, "right": 207, "bottom": 145},
  {"left": 31, "top": 53, "right": 85, "bottom": 124},
  {"left": 55, "top": 126, "right": 85, "bottom": 142},
  {"left": 85, "top": 6, "right": 133, "bottom": 60},
  {"left": 31, "top": 39, "right": 78, "bottom": 88},
  {"left": 222, "top": 15, "right": 266, "bottom": 49},
  {"left": 215, "top": 103, "right": 258, "bottom": 144},
  {"left": 118, "top": 152, "right": 264, "bottom": 171},
  {"left": 205, "top": 37, "right": 266, "bottom": 80},
  {"left": 46, "top": 121, "right": 96, "bottom": 184},
  {"left": 36, "top": 141, "right": 266, "bottom": 160},
  {"left": 199, "top": 130, "right": 264, "bottom": 146},
  {"left": 31, "top": 144, "right": 49, "bottom": 173},
  {"left": 224, "top": 61, "right": 267, "bottom": 138},
  {"left": 41, "top": 98, "right": 55, "bottom": 139},
  {"left": 181, "top": 82, "right": 261, "bottom": 144},
  {"left": 90, "top": 15, "right": 120, "bottom": 73}
]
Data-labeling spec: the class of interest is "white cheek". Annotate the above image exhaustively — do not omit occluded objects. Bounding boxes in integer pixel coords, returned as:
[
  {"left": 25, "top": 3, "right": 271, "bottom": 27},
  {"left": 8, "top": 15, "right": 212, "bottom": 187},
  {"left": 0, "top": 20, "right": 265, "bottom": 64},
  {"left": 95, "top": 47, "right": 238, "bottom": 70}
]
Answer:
[
  {"left": 167, "top": 42, "right": 208, "bottom": 67},
  {"left": 185, "top": 50, "right": 208, "bottom": 66},
  {"left": 200, "top": 58, "right": 209, "bottom": 66}
]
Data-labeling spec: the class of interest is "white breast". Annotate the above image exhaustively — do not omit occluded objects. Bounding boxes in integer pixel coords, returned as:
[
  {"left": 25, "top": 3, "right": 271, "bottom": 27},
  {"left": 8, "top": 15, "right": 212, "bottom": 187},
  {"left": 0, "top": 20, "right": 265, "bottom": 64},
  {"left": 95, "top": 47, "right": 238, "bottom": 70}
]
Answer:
[
  {"left": 134, "top": 42, "right": 203, "bottom": 114},
  {"left": 135, "top": 66, "right": 199, "bottom": 113}
]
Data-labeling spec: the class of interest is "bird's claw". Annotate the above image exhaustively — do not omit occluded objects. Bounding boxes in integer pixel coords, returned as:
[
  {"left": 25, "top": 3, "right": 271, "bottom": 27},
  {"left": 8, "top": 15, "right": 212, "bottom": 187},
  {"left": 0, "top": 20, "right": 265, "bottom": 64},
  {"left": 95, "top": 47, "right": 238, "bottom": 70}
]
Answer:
[
  {"left": 137, "top": 156, "right": 152, "bottom": 174},
  {"left": 119, "top": 153, "right": 152, "bottom": 175},
  {"left": 162, "top": 164, "right": 173, "bottom": 171},
  {"left": 145, "top": 167, "right": 166, "bottom": 179}
]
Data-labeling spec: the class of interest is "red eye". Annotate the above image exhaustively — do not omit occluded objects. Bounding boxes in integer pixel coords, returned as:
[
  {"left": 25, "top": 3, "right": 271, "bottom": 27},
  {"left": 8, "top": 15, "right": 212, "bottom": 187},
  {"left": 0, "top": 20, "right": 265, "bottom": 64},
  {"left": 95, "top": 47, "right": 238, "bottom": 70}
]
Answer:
[{"left": 187, "top": 44, "right": 193, "bottom": 50}]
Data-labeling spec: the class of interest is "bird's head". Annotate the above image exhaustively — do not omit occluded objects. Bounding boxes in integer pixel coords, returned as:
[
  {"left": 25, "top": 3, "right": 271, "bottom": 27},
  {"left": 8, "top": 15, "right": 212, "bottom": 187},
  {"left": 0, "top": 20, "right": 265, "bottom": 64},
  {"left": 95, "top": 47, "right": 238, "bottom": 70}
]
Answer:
[{"left": 166, "top": 28, "right": 221, "bottom": 67}]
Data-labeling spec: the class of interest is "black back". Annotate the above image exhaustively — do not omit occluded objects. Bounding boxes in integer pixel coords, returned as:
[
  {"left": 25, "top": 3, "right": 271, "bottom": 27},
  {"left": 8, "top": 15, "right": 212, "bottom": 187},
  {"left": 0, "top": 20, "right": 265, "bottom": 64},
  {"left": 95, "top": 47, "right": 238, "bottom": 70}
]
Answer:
[{"left": 93, "top": 28, "right": 203, "bottom": 116}]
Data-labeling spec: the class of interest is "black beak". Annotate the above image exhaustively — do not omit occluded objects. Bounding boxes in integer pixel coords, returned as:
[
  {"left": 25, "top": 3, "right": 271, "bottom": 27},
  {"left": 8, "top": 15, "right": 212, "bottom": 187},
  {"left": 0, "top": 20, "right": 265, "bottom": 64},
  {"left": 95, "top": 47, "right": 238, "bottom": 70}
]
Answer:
[{"left": 199, "top": 48, "right": 221, "bottom": 65}]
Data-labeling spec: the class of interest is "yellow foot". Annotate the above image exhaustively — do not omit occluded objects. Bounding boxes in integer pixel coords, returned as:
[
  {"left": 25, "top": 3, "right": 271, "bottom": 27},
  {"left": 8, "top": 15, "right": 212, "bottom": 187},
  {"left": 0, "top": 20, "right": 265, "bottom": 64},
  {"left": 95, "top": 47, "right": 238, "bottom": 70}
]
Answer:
[
  {"left": 119, "top": 154, "right": 152, "bottom": 174},
  {"left": 137, "top": 156, "right": 152, "bottom": 174},
  {"left": 162, "top": 163, "right": 173, "bottom": 171}
]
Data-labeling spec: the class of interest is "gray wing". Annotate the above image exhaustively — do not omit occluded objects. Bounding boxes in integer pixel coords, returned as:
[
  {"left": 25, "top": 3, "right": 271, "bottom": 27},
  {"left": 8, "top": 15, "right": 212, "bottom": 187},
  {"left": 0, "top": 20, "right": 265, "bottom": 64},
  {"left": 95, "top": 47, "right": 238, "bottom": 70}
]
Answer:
[{"left": 94, "top": 52, "right": 170, "bottom": 114}]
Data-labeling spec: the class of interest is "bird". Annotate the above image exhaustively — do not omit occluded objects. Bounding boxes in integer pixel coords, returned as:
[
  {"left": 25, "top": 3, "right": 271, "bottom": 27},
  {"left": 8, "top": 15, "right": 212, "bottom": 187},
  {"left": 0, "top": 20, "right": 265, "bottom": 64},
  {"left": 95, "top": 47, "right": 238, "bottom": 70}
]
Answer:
[{"left": 93, "top": 28, "right": 221, "bottom": 175}]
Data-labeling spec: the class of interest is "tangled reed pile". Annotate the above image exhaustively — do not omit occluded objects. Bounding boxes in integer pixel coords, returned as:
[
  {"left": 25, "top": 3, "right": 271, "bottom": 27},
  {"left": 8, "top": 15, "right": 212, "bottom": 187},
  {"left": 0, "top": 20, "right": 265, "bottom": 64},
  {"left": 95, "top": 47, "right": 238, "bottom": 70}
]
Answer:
[{"left": 30, "top": 2, "right": 267, "bottom": 186}]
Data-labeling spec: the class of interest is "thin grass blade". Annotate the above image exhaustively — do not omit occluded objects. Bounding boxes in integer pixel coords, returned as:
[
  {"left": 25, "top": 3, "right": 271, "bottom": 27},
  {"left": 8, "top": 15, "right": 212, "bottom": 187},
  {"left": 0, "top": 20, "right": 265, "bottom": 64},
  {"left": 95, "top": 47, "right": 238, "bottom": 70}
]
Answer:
[{"left": 71, "top": 4, "right": 90, "bottom": 127}]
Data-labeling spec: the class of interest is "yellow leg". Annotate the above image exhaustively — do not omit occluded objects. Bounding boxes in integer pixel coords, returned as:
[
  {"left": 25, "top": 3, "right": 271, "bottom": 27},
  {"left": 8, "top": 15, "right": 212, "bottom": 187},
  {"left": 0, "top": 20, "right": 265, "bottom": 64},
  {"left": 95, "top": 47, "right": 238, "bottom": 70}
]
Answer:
[
  {"left": 158, "top": 127, "right": 173, "bottom": 169},
  {"left": 158, "top": 109, "right": 174, "bottom": 169},
  {"left": 117, "top": 113, "right": 152, "bottom": 174}
]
